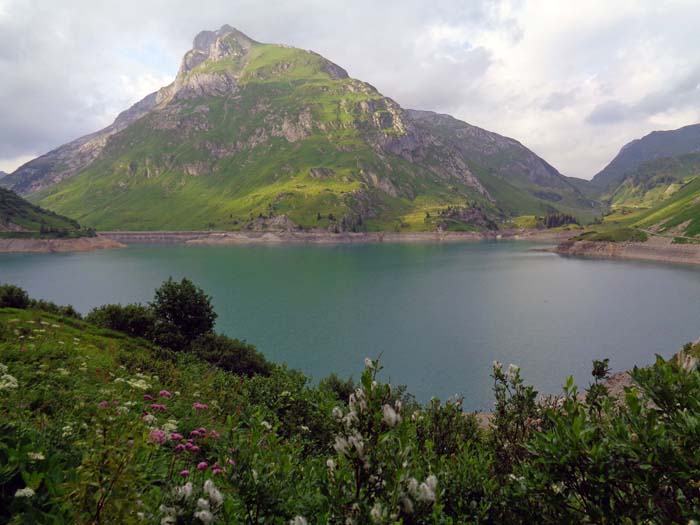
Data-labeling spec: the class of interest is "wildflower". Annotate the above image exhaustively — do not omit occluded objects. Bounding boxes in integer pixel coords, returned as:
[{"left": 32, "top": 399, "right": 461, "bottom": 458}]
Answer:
[
  {"left": 190, "top": 445, "right": 201, "bottom": 452},
  {"left": 208, "top": 429, "right": 220, "bottom": 439},
  {"left": 142, "top": 414, "right": 157, "bottom": 424},
  {"left": 61, "top": 424, "right": 73, "bottom": 437},
  {"left": 212, "top": 466, "right": 224, "bottom": 475},
  {"left": 144, "top": 394, "right": 156, "bottom": 401},
  {"left": 14, "top": 487, "right": 35, "bottom": 498},
  {"left": 191, "top": 429, "right": 204, "bottom": 437},
  {"left": 175, "top": 482, "right": 193, "bottom": 499},
  {"left": 197, "top": 461, "right": 209, "bottom": 471},
  {"left": 192, "top": 402, "right": 208, "bottom": 410},
  {"left": 505, "top": 363, "right": 520, "bottom": 382},
  {"left": 300, "top": 425, "right": 310, "bottom": 433},
  {"left": 290, "top": 517, "right": 308, "bottom": 525},
  {"left": 27, "top": 452, "right": 45, "bottom": 461},
  {"left": 162, "top": 422, "right": 178, "bottom": 433},
  {"left": 401, "top": 496, "right": 414, "bottom": 514},
  {"left": 0, "top": 374, "right": 19, "bottom": 390},
  {"left": 0, "top": 363, "right": 8, "bottom": 374},
  {"left": 326, "top": 458, "right": 336, "bottom": 471},
  {"left": 175, "top": 444, "right": 186, "bottom": 452},
  {"left": 194, "top": 510, "right": 214, "bottom": 524},
  {"left": 159, "top": 390, "right": 172, "bottom": 397},
  {"left": 197, "top": 498, "right": 210, "bottom": 510},
  {"left": 179, "top": 470, "right": 190, "bottom": 477},
  {"left": 333, "top": 436, "right": 349, "bottom": 457},
  {"left": 204, "top": 479, "right": 223, "bottom": 505},
  {"left": 332, "top": 406, "right": 343, "bottom": 420},
  {"left": 348, "top": 431, "right": 364, "bottom": 457},
  {"left": 150, "top": 403, "right": 167, "bottom": 412},
  {"left": 382, "top": 404, "right": 401, "bottom": 427},
  {"left": 149, "top": 429, "right": 167, "bottom": 444},
  {"left": 492, "top": 360, "right": 502, "bottom": 373},
  {"left": 364, "top": 357, "right": 375, "bottom": 370},
  {"left": 682, "top": 354, "right": 698, "bottom": 372},
  {"left": 417, "top": 475, "right": 437, "bottom": 503},
  {"left": 171, "top": 433, "right": 183, "bottom": 441},
  {"left": 127, "top": 378, "right": 151, "bottom": 390},
  {"left": 98, "top": 401, "right": 110, "bottom": 409},
  {"left": 370, "top": 502, "right": 384, "bottom": 522},
  {"left": 261, "top": 421, "right": 272, "bottom": 431}
]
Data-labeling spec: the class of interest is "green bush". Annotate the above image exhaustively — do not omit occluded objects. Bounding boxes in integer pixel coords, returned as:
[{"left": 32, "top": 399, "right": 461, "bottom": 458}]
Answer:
[
  {"left": 85, "top": 303, "right": 155, "bottom": 339},
  {"left": 0, "top": 284, "right": 29, "bottom": 309},
  {"left": 188, "top": 332, "right": 272, "bottom": 377},
  {"left": 151, "top": 277, "right": 217, "bottom": 350}
]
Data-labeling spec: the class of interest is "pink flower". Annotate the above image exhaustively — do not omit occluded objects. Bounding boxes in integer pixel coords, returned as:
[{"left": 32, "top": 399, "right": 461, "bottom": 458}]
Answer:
[
  {"left": 208, "top": 430, "right": 220, "bottom": 439},
  {"left": 192, "top": 402, "right": 208, "bottom": 410},
  {"left": 179, "top": 470, "right": 190, "bottom": 477},
  {"left": 196, "top": 461, "right": 209, "bottom": 471},
  {"left": 190, "top": 430, "right": 203, "bottom": 437},
  {"left": 226, "top": 458, "right": 235, "bottom": 466},
  {"left": 213, "top": 467, "right": 224, "bottom": 475},
  {"left": 190, "top": 445, "right": 201, "bottom": 452},
  {"left": 150, "top": 403, "right": 167, "bottom": 412},
  {"left": 174, "top": 444, "right": 186, "bottom": 452},
  {"left": 170, "top": 433, "right": 183, "bottom": 441},
  {"left": 144, "top": 394, "right": 155, "bottom": 401},
  {"left": 98, "top": 401, "right": 109, "bottom": 408},
  {"left": 185, "top": 442, "right": 194, "bottom": 450},
  {"left": 149, "top": 429, "right": 167, "bottom": 444},
  {"left": 159, "top": 390, "right": 172, "bottom": 398}
]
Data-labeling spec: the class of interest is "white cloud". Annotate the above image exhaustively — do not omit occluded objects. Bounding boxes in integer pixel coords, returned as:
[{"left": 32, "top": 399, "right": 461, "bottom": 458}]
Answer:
[{"left": 1, "top": 0, "right": 699, "bottom": 177}]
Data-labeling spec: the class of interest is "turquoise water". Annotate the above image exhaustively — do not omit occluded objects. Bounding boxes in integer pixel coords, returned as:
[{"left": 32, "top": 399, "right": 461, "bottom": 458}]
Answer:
[{"left": 1, "top": 241, "right": 699, "bottom": 409}]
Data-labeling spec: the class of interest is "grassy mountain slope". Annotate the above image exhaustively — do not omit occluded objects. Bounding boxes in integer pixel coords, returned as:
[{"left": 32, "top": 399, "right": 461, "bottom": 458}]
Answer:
[
  {"left": 592, "top": 124, "right": 700, "bottom": 190},
  {"left": 10, "top": 26, "right": 594, "bottom": 232},
  {"left": 0, "top": 187, "right": 81, "bottom": 235}
]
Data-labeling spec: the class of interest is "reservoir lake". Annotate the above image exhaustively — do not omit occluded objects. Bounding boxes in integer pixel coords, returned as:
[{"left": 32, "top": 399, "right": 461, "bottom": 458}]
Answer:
[{"left": 1, "top": 241, "right": 699, "bottom": 409}]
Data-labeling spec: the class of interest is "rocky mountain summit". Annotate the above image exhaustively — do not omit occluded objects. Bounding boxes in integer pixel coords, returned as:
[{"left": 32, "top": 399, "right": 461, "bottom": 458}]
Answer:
[{"left": 3, "top": 26, "right": 596, "bottom": 231}]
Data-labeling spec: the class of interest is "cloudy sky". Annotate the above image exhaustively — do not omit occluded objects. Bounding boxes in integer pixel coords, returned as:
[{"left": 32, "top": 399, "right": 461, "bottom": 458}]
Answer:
[{"left": 1, "top": 0, "right": 699, "bottom": 178}]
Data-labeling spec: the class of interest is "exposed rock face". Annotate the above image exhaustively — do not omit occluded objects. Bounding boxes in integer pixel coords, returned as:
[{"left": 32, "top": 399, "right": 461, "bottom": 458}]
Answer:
[{"left": 4, "top": 25, "right": 595, "bottom": 231}]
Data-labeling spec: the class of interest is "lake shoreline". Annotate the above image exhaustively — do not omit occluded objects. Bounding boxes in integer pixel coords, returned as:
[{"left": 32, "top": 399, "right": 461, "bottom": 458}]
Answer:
[
  {"left": 554, "top": 236, "right": 700, "bottom": 266},
  {"left": 0, "top": 235, "right": 125, "bottom": 253},
  {"left": 99, "top": 228, "right": 578, "bottom": 246}
]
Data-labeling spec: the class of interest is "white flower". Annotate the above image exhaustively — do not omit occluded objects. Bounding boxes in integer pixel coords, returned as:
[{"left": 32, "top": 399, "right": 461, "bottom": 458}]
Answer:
[
  {"left": 194, "top": 509, "right": 214, "bottom": 524},
  {"left": 332, "top": 406, "right": 343, "bottom": 420},
  {"left": 61, "top": 424, "right": 73, "bottom": 437},
  {"left": 326, "top": 458, "right": 336, "bottom": 471},
  {"left": 348, "top": 431, "right": 364, "bottom": 457},
  {"left": 204, "top": 480, "right": 223, "bottom": 506},
  {"left": 492, "top": 360, "right": 502, "bottom": 373},
  {"left": 370, "top": 502, "right": 384, "bottom": 522},
  {"left": 14, "top": 487, "right": 35, "bottom": 498},
  {"left": 290, "top": 517, "right": 308, "bottom": 525},
  {"left": 417, "top": 475, "right": 437, "bottom": 503},
  {"left": 682, "top": 354, "right": 698, "bottom": 372},
  {"left": 162, "top": 422, "right": 178, "bottom": 433},
  {"left": 407, "top": 478, "right": 419, "bottom": 496},
  {"left": 382, "top": 404, "right": 400, "bottom": 427},
  {"left": 333, "top": 436, "right": 349, "bottom": 457},
  {"left": 364, "top": 357, "right": 375, "bottom": 370},
  {"left": 0, "top": 363, "right": 8, "bottom": 374},
  {"left": 197, "top": 498, "right": 210, "bottom": 510},
  {"left": 175, "top": 482, "right": 193, "bottom": 499},
  {"left": 126, "top": 378, "right": 150, "bottom": 390},
  {"left": 0, "top": 374, "right": 18, "bottom": 390},
  {"left": 300, "top": 425, "right": 310, "bottom": 433},
  {"left": 505, "top": 363, "right": 520, "bottom": 382},
  {"left": 261, "top": 420, "right": 272, "bottom": 431},
  {"left": 27, "top": 452, "right": 45, "bottom": 461},
  {"left": 401, "top": 496, "right": 414, "bottom": 514}
]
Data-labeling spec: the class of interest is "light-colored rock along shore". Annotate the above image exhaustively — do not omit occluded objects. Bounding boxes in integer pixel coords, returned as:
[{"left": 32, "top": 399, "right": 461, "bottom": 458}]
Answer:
[
  {"left": 0, "top": 235, "right": 125, "bottom": 253},
  {"left": 555, "top": 235, "right": 700, "bottom": 266},
  {"left": 100, "top": 228, "right": 578, "bottom": 245}
]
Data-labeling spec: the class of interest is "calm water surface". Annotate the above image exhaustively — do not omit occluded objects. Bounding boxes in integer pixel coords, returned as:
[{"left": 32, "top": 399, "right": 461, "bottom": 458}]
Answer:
[{"left": 1, "top": 241, "right": 699, "bottom": 409}]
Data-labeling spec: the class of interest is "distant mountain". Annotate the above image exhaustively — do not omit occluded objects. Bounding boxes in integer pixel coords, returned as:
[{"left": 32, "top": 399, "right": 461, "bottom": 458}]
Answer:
[
  {"left": 0, "top": 186, "right": 81, "bottom": 234},
  {"left": 592, "top": 124, "right": 700, "bottom": 190},
  {"left": 0, "top": 171, "right": 6, "bottom": 179},
  {"left": 4, "top": 25, "right": 595, "bottom": 231}
]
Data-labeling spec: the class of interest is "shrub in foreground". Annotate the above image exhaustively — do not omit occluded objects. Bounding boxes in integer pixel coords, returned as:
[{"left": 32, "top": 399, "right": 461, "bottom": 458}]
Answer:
[{"left": 86, "top": 303, "right": 155, "bottom": 339}]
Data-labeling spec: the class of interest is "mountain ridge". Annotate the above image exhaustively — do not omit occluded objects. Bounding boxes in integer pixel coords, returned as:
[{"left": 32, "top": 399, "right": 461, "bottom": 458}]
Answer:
[{"left": 4, "top": 25, "right": 596, "bottom": 231}]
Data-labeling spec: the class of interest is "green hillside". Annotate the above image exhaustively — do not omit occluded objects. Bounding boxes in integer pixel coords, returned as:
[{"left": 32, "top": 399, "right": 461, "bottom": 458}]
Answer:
[
  {"left": 2, "top": 282, "right": 700, "bottom": 523},
  {"left": 8, "top": 26, "right": 595, "bottom": 232},
  {"left": 0, "top": 187, "right": 83, "bottom": 237}
]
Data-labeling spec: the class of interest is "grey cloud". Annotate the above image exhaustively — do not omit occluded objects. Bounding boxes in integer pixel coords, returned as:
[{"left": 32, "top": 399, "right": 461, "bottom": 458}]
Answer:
[{"left": 541, "top": 90, "right": 577, "bottom": 111}]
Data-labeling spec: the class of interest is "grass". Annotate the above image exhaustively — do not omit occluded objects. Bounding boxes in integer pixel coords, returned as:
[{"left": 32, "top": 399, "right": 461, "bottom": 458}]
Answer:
[
  {"left": 0, "top": 187, "right": 83, "bottom": 236},
  {"left": 574, "top": 228, "right": 648, "bottom": 243}
]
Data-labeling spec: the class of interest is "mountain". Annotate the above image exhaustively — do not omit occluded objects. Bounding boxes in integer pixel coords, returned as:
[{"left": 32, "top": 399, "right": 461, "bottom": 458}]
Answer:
[
  {"left": 0, "top": 171, "right": 6, "bottom": 179},
  {"left": 4, "top": 25, "right": 596, "bottom": 231},
  {"left": 592, "top": 124, "right": 700, "bottom": 191},
  {"left": 0, "top": 186, "right": 81, "bottom": 234}
]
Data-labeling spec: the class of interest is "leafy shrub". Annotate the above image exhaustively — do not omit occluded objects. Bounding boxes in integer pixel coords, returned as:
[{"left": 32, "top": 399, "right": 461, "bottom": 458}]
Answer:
[
  {"left": 188, "top": 332, "right": 272, "bottom": 377},
  {"left": 85, "top": 303, "right": 155, "bottom": 340},
  {"left": 0, "top": 284, "right": 29, "bottom": 309},
  {"left": 27, "top": 299, "right": 81, "bottom": 319},
  {"left": 151, "top": 277, "right": 217, "bottom": 350}
]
